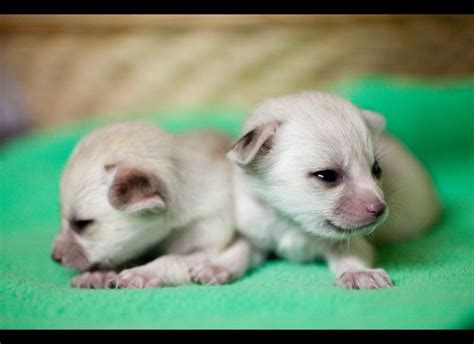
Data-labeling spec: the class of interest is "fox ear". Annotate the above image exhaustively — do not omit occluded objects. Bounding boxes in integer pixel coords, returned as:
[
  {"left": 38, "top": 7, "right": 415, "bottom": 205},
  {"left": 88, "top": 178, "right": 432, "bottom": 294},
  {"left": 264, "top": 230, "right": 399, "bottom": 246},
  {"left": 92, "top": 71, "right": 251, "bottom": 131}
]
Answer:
[
  {"left": 361, "top": 110, "right": 386, "bottom": 136},
  {"left": 227, "top": 121, "right": 280, "bottom": 167},
  {"left": 106, "top": 165, "right": 167, "bottom": 214}
]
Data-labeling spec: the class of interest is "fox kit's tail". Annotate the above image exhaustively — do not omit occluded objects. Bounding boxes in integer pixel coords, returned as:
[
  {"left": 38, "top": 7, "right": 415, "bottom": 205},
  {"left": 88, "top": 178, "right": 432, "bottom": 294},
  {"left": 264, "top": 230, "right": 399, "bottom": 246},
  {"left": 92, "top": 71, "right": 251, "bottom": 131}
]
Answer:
[{"left": 372, "top": 135, "right": 441, "bottom": 245}]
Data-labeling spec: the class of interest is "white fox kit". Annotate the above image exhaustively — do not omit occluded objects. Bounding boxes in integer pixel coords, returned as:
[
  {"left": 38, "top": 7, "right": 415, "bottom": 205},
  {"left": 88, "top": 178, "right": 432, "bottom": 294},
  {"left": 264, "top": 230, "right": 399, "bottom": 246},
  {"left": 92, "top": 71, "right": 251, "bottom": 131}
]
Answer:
[
  {"left": 223, "top": 91, "right": 440, "bottom": 289},
  {"left": 51, "top": 121, "right": 250, "bottom": 288}
]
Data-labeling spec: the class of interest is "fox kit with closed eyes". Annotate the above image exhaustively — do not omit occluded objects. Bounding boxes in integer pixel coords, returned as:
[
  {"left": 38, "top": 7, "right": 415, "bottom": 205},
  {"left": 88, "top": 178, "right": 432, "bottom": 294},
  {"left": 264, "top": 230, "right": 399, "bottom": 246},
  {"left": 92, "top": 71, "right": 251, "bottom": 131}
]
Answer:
[{"left": 51, "top": 121, "right": 252, "bottom": 288}]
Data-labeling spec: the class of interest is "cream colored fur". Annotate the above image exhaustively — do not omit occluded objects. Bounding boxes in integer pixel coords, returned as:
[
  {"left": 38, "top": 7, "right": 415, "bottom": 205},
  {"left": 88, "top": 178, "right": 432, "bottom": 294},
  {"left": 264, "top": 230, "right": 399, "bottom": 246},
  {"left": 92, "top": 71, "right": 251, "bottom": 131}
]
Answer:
[
  {"left": 226, "top": 91, "right": 440, "bottom": 289},
  {"left": 52, "top": 121, "right": 242, "bottom": 288}
]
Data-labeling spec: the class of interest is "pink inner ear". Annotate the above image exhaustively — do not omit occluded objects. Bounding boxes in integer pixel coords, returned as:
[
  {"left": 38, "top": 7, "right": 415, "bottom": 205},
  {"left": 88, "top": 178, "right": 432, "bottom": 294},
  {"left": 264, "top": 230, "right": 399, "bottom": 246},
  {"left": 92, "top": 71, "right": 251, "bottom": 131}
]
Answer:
[
  {"left": 228, "top": 121, "right": 280, "bottom": 166},
  {"left": 108, "top": 166, "right": 166, "bottom": 212}
]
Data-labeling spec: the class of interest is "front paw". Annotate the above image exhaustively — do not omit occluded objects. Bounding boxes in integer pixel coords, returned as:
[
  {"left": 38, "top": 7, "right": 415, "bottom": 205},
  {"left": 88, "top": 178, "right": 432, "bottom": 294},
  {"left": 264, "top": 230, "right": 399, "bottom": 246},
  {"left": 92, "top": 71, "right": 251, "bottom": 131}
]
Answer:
[
  {"left": 190, "top": 261, "right": 232, "bottom": 285},
  {"left": 112, "top": 268, "right": 159, "bottom": 289},
  {"left": 70, "top": 271, "right": 117, "bottom": 289},
  {"left": 334, "top": 269, "right": 393, "bottom": 289}
]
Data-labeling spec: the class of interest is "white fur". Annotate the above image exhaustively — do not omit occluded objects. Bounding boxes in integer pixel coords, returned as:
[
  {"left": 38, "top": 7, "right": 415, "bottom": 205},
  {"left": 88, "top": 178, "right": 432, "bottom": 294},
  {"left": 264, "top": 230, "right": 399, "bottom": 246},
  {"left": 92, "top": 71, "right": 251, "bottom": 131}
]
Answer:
[
  {"left": 53, "top": 121, "right": 239, "bottom": 288},
  {"left": 227, "top": 91, "right": 440, "bottom": 289}
]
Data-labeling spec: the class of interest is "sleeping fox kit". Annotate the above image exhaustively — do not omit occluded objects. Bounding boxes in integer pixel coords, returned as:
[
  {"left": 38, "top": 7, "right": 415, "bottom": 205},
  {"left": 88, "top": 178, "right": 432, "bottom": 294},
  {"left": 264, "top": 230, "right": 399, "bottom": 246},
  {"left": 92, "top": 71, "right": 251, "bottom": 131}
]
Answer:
[
  {"left": 227, "top": 91, "right": 440, "bottom": 289},
  {"left": 52, "top": 91, "right": 440, "bottom": 290},
  {"left": 51, "top": 121, "right": 252, "bottom": 288}
]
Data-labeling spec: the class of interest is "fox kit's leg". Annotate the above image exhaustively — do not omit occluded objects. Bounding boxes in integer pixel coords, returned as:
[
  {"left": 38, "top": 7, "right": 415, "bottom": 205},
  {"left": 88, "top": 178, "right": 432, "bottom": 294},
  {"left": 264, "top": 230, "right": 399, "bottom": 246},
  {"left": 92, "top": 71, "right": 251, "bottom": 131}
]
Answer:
[
  {"left": 325, "top": 237, "right": 393, "bottom": 289},
  {"left": 112, "top": 251, "right": 209, "bottom": 288},
  {"left": 70, "top": 251, "right": 208, "bottom": 289},
  {"left": 190, "top": 237, "right": 266, "bottom": 285},
  {"left": 70, "top": 271, "right": 119, "bottom": 289},
  {"left": 112, "top": 212, "right": 236, "bottom": 289},
  {"left": 71, "top": 251, "right": 212, "bottom": 289}
]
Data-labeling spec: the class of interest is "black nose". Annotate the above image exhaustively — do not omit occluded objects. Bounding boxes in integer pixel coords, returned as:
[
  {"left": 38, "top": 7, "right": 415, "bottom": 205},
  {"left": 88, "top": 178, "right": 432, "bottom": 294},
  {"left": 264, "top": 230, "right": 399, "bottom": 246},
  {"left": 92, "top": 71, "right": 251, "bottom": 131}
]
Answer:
[{"left": 51, "top": 252, "right": 62, "bottom": 263}]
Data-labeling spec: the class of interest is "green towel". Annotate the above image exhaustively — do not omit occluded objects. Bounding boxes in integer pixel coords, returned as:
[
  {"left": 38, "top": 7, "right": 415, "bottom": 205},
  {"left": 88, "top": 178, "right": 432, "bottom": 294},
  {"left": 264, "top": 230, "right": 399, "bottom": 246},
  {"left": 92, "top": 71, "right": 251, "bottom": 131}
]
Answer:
[{"left": 1, "top": 77, "right": 473, "bottom": 329}]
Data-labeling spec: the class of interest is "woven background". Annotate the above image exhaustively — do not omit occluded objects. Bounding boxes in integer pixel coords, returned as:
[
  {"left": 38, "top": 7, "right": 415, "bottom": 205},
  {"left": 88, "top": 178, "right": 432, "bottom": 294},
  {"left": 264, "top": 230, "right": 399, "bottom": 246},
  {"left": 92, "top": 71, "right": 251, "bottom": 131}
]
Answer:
[{"left": 1, "top": 15, "right": 473, "bottom": 128}]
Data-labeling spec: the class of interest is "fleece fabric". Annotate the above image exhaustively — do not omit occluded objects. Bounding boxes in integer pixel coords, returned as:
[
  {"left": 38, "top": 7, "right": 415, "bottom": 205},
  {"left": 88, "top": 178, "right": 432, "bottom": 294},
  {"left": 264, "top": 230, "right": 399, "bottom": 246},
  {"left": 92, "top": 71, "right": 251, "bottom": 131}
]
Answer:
[{"left": 1, "top": 77, "right": 473, "bottom": 329}]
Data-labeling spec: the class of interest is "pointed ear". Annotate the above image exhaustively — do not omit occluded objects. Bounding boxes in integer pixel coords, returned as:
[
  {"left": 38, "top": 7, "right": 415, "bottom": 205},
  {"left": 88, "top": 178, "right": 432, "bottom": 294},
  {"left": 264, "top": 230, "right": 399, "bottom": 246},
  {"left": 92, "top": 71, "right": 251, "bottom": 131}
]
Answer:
[
  {"left": 361, "top": 110, "right": 386, "bottom": 136},
  {"left": 106, "top": 165, "right": 167, "bottom": 214},
  {"left": 227, "top": 121, "right": 280, "bottom": 167}
]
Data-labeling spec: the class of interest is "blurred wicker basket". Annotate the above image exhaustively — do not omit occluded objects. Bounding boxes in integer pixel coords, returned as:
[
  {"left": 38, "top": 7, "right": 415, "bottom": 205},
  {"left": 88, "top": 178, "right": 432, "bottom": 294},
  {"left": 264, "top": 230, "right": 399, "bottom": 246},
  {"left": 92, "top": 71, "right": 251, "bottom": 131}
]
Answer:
[{"left": 1, "top": 15, "right": 473, "bottom": 128}]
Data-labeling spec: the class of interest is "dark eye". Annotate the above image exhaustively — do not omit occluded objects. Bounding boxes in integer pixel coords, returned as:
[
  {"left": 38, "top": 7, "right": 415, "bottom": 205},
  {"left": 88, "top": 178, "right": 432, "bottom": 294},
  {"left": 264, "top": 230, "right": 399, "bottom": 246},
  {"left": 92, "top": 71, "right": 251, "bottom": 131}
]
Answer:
[
  {"left": 311, "top": 169, "right": 341, "bottom": 184},
  {"left": 70, "top": 219, "right": 94, "bottom": 233},
  {"left": 372, "top": 161, "right": 382, "bottom": 179}
]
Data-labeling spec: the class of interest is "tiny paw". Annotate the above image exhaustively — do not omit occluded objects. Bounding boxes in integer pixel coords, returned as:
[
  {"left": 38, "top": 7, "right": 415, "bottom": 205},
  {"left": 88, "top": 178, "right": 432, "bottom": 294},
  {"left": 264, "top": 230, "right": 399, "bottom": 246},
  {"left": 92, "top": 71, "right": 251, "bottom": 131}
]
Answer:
[
  {"left": 333, "top": 269, "right": 393, "bottom": 289},
  {"left": 190, "top": 261, "right": 232, "bottom": 285},
  {"left": 70, "top": 271, "right": 117, "bottom": 289},
  {"left": 112, "top": 268, "right": 159, "bottom": 289}
]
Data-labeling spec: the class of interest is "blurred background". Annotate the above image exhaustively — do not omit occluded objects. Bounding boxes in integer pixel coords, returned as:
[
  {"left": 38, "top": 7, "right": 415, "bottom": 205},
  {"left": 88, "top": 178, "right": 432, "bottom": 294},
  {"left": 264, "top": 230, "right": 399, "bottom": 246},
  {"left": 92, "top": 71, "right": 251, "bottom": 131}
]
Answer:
[{"left": 0, "top": 15, "right": 473, "bottom": 143}]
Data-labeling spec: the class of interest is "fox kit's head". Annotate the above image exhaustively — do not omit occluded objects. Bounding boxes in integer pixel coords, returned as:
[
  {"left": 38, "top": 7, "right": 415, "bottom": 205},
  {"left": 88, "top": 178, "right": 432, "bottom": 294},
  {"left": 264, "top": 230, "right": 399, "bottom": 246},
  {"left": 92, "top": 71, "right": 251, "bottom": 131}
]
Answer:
[
  {"left": 228, "top": 91, "right": 389, "bottom": 240},
  {"left": 51, "top": 122, "right": 176, "bottom": 271}
]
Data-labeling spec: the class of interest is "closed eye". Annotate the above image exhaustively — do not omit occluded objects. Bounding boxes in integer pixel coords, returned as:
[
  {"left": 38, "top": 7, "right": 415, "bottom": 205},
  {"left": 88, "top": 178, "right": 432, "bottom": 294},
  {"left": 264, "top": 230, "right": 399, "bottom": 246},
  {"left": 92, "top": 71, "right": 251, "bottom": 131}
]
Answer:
[{"left": 70, "top": 219, "right": 94, "bottom": 233}]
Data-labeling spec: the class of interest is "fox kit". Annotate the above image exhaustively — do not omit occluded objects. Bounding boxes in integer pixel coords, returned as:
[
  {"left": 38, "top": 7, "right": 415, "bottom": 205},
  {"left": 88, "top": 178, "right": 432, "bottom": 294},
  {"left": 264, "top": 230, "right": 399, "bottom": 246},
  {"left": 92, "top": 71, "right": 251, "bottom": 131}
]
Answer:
[
  {"left": 224, "top": 91, "right": 440, "bottom": 289},
  {"left": 51, "top": 121, "right": 250, "bottom": 288}
]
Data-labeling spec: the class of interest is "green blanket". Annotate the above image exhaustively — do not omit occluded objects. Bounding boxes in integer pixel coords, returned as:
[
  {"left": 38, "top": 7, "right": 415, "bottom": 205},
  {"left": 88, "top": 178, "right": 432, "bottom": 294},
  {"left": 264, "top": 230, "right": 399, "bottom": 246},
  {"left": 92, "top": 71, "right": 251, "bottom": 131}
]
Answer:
[{"left": 1, "top": 77, "right": 473, "bottom": 329}]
